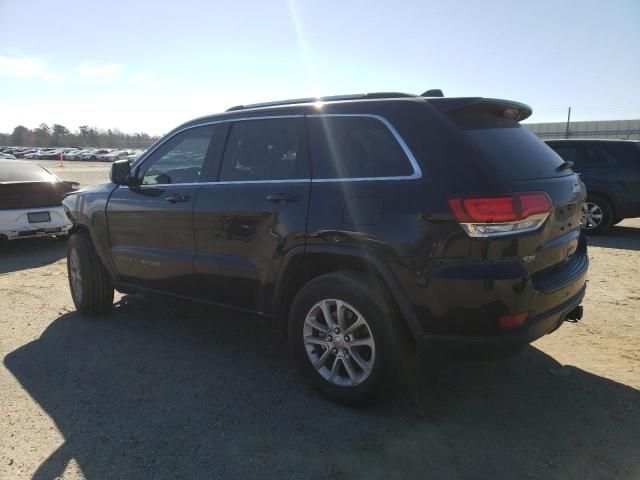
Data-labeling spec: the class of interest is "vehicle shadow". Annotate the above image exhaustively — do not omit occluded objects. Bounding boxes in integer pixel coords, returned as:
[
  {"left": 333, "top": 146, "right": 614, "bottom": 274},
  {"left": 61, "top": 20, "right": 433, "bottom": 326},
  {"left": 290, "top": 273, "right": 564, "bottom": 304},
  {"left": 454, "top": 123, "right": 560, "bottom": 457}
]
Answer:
[
  {"left": 587, "top": 225, "right": 640, "bottom": 251},
  {"left": 4, "top": 295, "right": 639, "bottom": 479},
  {"left": 0, "top": 237, "right": 66, "bottom": 274}
]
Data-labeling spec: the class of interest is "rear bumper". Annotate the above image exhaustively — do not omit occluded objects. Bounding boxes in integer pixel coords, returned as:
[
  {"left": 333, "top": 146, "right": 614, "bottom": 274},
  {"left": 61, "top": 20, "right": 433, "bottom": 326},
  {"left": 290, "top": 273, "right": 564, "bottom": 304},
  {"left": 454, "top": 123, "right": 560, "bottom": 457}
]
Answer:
[
  {"left": 419, "top": 284, "right": 586, "bottom": 357},
  {"left": 0, "top": 206, "right": 71, "bottom": 240},
  {"left": 393, "top": 237, "right": 589, "bottom": 357}
]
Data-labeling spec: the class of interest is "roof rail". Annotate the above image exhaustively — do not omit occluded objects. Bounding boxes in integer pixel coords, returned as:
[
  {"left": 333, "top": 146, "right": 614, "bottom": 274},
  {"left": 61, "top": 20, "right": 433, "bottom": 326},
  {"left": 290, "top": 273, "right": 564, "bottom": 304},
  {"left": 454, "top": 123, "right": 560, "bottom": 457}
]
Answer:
[{"left": 226, "top": 91, "right": 418, "bottom": 112}]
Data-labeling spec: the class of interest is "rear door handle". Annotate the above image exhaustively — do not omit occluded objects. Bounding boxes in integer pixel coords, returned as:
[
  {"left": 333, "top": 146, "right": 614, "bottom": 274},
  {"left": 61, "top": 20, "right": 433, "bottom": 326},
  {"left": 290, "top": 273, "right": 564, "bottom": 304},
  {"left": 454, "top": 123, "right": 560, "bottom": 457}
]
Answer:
[
  {"left": 164, "top": 193, "right": 190, "bottom": 203},
  {"left": 266, "top": 193, "right": 299, "bottom": 203}
]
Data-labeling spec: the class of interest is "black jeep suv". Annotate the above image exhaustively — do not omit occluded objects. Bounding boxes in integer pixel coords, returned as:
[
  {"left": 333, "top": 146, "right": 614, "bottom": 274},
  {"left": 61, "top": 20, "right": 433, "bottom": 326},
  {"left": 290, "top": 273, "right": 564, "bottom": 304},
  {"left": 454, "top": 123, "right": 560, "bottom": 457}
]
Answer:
[
  {"left": 545, "top": 139, "right": 640, "bottom": 234},
  {"left": 62, "top": 92, "right": 588, "bottom": 404}
]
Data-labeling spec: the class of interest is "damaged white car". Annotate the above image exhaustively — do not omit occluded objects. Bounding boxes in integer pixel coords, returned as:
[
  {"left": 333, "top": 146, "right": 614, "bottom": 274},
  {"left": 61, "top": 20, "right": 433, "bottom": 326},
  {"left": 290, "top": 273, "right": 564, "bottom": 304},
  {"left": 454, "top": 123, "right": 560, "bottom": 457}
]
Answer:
[{"left": 0, "top": 160, "right": 78, "bottom": 242}]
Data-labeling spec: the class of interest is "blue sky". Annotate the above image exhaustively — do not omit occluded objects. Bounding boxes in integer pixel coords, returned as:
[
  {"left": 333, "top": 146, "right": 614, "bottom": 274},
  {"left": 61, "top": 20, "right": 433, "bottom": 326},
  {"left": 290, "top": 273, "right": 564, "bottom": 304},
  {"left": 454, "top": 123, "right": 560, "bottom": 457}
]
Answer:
[{"left": 1, "top": 0, "right": 639, "bottom": 135}]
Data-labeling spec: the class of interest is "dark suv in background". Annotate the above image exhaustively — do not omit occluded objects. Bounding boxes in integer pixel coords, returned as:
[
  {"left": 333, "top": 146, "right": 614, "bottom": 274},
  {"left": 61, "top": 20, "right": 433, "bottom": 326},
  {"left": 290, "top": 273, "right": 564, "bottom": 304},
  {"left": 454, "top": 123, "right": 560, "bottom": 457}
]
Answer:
[
  {"left": 62, "top": 92, "right": 588, "bottom": 404},
  {"left": 546, "top": 139, "right": 640, "bottom": 234}
]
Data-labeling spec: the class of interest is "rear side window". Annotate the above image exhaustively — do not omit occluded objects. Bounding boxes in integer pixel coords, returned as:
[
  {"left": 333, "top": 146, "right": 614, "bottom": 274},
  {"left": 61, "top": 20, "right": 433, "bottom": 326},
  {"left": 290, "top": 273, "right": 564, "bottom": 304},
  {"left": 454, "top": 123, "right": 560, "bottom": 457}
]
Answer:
[
  {"left": 220, "top": 118, "right": 306, "bottom": 181},
  {"left": 549, "top": 145, "right": 581, "bottom": 166},
  {"left": 307, "top": 116, "right": 413, "bottom": 179},
  {"left": 576, "top": 145, "right": 614, "bottom": 169}
]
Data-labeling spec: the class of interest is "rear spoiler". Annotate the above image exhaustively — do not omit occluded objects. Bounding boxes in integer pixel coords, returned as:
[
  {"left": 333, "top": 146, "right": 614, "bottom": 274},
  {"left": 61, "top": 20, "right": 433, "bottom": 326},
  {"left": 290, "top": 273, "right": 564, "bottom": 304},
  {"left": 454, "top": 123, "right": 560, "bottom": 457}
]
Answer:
[{"left": 428, "top": 97, "right": 533, "bottom": 122}]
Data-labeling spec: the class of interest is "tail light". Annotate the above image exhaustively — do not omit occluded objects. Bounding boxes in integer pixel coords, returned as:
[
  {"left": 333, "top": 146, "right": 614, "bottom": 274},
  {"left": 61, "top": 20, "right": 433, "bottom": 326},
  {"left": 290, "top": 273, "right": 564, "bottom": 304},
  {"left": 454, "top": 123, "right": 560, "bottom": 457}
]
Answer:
[
  {"left": 449, "top": 192, "right": 552, "bottom": 237},
  {"left": 498, "top": 312, "right": 528, "bottom": 329}
]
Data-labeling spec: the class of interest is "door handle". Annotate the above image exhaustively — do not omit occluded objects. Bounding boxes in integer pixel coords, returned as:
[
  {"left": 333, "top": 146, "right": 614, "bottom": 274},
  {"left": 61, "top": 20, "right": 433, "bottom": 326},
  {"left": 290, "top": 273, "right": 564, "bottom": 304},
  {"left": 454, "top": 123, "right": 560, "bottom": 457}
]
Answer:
[
  {"left": 164, "top": 193, "right": 190, "bottom": 203},
  {"left": 266, "top": 193, "right": 299, "bottom": 203}
]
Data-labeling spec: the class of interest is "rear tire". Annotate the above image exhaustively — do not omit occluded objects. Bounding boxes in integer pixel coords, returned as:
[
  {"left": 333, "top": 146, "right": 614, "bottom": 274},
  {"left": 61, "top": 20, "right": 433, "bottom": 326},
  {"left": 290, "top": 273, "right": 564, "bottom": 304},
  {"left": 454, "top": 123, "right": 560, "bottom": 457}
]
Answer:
[
  {"left": 67, "top": 232, "right": 114, "bottom": 314},
  {"left": 581, "top": 194, "right": 613, "bottom": 235},
  {"left": 288, "top": 271, "right": 405, "bottom": 405}
]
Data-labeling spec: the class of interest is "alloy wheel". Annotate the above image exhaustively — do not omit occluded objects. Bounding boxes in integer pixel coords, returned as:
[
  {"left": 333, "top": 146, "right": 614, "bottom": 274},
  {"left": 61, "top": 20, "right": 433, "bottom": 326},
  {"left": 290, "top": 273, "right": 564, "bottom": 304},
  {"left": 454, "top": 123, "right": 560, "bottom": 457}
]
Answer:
[
  {"left": 69, "top": 248, "right": 83, "bottom": 302},
  {"left": 303, "top": 299, "right": 376, "bottom": 387},
  {"left": 581, "top": 202, "right": 603, "bottom": 230}
]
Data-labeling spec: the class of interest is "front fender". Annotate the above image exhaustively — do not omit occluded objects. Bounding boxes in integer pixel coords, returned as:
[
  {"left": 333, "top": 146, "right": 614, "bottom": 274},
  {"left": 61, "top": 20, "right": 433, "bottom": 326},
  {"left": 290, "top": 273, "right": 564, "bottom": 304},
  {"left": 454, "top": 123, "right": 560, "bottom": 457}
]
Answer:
[{"left": 62, "top": 183, "right": 119, "bottom": 279}]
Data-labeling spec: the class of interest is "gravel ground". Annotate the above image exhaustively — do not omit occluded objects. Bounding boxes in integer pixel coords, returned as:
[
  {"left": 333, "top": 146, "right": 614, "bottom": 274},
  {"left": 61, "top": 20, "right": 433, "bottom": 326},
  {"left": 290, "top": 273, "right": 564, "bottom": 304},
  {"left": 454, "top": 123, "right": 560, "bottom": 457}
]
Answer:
[{"left": 0, "top": 161, "right": 638, "bottom": 479}]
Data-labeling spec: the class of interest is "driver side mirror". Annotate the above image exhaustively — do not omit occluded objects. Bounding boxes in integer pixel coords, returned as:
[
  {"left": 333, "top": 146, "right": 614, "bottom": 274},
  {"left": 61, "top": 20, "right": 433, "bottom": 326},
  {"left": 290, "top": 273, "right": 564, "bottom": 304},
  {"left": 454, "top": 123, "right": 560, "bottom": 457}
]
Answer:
[{"left": 110, "top": 159, "right": 132, "bottom": 185}]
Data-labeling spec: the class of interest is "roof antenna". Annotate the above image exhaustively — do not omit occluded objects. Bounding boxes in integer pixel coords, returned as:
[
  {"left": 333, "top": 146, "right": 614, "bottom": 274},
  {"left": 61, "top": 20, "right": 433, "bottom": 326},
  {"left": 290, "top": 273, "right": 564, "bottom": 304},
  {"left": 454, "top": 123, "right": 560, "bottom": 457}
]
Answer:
[{"left": 421, "top": 89, "right": 444, "bottom": 97}]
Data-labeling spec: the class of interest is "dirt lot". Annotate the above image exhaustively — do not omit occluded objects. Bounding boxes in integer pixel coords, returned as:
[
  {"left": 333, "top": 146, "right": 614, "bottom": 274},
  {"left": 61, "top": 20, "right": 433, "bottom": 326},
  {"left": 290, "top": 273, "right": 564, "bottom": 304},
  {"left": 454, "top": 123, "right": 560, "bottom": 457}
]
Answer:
[
  {"left": 1, "top": 161, "right": 638, "bottom": 479},
  {"left": 38, "top": 159, "right": 115, "bottom": 187}
]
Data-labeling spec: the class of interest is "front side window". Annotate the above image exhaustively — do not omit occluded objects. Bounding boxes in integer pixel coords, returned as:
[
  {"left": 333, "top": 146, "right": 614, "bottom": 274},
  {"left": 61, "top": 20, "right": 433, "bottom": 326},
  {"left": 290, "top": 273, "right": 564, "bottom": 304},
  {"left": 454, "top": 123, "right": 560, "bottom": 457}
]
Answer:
[
  {"left": 308, "top": 116, "right": 413, "bottom": 179},
  {"left": 140, "top": 125, "right": 215, "bottom": 185},
  {"left": 220, "top": 118, "right": 306, "bottom": 181}
]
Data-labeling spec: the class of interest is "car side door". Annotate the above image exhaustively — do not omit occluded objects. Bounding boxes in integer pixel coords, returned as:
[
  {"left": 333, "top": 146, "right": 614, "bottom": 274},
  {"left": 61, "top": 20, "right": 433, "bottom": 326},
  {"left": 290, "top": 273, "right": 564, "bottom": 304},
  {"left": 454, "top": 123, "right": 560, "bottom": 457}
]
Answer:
[
  {"left": 106, "top": 124, "right": 221, "bottom": 295},
  {"left": 596, "top": 142, "right": 640, "bottom": 216},
  {"left": 192, "top": 116, "right": 310, "bottom": 313}
]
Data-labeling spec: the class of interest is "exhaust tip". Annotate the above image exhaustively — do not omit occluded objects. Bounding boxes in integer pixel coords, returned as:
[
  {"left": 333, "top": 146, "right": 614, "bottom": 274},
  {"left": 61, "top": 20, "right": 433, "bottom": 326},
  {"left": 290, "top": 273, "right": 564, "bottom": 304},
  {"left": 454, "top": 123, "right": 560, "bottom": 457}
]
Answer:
[{"left": 565, "top": 305, "right": 584, "bottom": 323}]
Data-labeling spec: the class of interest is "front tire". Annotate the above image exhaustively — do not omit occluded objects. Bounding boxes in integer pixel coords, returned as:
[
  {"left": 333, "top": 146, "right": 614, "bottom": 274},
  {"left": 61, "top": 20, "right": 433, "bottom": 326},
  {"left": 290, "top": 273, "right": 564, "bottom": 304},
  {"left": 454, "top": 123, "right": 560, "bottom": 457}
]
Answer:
[
  {"left": 288, "top": 271, "right": 404, "bottom": 405},
  {"left": 581, "top": 194, "right": 613, "bottom": 235},
  {"left": 67, "top": 232, "right": 114, "bottom": 314}
]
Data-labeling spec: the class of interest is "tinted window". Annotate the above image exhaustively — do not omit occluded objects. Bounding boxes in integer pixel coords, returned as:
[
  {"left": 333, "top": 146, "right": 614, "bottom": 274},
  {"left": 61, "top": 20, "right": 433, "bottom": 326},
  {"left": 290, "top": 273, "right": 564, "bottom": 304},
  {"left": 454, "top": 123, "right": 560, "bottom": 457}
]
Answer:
[
  {"left": 0, "top": 161, "right": 57, "bottom": 182},
  {"left": 140, "top": 125, "right": 215, "bottom": 185},
  {"left": 466, "top": 127, "right": 565, "bottom": 180},
  {"left": 550, "top": 145, "right": 579, "bottom": 166},
  {"left": 220, "top": 118, "right": 306, "bottom": 181},
  {"left": 596, "top": 143, "right": 640, "bottom": 168},
  {"left": 308, "top": 116, "right": 413, "bottom": 179},
  {"left": 583, "top": 146, "right": 617, "bottom": 168},
  {"left": 549, "top": 142, "right": 640, "bottom": 170}
]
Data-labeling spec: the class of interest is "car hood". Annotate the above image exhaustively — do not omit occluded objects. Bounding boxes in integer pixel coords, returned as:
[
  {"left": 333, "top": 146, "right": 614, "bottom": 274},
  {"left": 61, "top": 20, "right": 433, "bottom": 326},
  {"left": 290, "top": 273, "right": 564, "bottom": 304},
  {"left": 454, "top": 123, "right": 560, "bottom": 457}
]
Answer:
[
  {"left": 62, "top": 182, "right": 117, "bottom": 211},
  {"left": 66, "top": 182, "right": 114, "bottom": 195}
]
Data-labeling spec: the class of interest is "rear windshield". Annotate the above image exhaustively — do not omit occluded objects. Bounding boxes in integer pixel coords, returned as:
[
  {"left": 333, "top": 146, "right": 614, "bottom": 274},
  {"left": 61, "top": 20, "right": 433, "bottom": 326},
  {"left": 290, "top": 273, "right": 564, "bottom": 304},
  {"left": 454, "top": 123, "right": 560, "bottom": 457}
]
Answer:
[
  {"left": 445, "top": 103, "right": 566, "bottom": 180},
  {"left": 0, "top": 161, "right": 57, "bottom": 183},
  {"left": 465, "top": 126, "right": 566, "bottom": 180}
]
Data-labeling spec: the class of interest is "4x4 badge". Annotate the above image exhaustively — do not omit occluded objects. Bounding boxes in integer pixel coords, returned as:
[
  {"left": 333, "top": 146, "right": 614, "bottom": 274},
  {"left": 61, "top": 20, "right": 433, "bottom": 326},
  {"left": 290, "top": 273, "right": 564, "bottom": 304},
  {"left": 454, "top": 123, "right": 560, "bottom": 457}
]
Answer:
[{"left": 572, "top": 184, "right": 581, "bottom": 193}]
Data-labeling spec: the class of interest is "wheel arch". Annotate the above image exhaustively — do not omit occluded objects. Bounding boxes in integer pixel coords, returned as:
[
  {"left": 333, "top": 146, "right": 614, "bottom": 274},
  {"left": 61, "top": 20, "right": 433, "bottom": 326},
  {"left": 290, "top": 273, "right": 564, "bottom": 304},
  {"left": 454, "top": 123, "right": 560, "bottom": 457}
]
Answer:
[
  {"left": 68, "top": 222, "right": 118, "bottom": 281},
  {"left": 69, "top": 222, "right": 89, "bottom": 235},
  {"left": 586, "top": 190, "right": 616, "bottom": 218},
  {"left": 273, "top": 245, "right": 422, "bottom": 342}
]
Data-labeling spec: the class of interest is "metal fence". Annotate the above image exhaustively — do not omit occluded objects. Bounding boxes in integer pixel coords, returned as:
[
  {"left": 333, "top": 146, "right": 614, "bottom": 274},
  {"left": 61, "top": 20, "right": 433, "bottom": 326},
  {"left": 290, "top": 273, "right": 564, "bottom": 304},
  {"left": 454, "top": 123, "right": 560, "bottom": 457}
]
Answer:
[{"left": 525, "top": 119, "right": 640, "bottom": 140}]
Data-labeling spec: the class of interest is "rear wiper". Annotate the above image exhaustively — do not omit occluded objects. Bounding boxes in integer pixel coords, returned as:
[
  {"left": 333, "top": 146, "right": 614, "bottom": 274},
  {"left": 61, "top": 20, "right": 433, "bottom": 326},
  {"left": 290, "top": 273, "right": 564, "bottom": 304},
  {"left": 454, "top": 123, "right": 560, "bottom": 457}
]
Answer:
[{"left": 556, "top": 161, "right": 573, "bottom": 172}]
